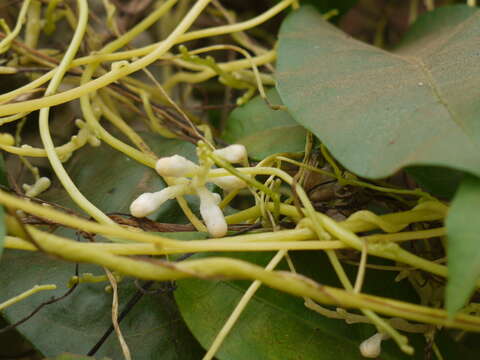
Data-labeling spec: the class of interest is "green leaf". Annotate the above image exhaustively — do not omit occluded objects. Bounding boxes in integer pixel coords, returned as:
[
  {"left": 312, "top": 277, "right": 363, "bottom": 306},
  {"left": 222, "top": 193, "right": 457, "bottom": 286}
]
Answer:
[
  {"left": 0, "top": 134, "right": 204, "bottom": 358},
  {"left": 223, "top": 89, "right": 306, "bottom": 160},
  {"left": 176, "top": 252, "right": 426, "bottom": 360},
  {"left": 406, "top": 166, "right": 464, "bottom": 199},
  {"left": 277, "top": 5, "right": 480, "bottom": 179},
  {"left": 446, "top": 175, "right": 480, "bottom": 314},
  {"left": 0, "top": 251, "right": 203, "bottom": 358}
]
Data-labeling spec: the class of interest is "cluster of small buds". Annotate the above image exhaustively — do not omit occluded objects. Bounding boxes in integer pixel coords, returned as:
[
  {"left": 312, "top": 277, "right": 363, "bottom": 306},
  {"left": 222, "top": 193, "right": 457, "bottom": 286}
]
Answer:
[
  {"left": 74, "top": 119, "right": 101, "bottom": 147},
  {"left": 359, "top": 332, "right": 387, "bottom": 358},
  {"left": 23, "top": 177, "right": 51, "bottom": 198},
  {"left": 130, "top": 144, "right": 248, "bottom": 238}
]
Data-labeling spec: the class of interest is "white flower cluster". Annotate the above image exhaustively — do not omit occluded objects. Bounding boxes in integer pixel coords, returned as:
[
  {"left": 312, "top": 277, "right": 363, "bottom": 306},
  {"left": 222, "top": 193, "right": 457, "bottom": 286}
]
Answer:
[{"left": 130, "top": 144, "right": 248, "bottom": 238}]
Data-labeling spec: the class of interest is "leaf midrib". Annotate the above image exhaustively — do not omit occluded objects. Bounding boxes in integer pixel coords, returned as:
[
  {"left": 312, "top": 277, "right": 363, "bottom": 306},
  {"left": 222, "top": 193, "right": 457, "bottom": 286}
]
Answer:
[{"left": 391, "top": 11, "right": 479, "bottom": 149}]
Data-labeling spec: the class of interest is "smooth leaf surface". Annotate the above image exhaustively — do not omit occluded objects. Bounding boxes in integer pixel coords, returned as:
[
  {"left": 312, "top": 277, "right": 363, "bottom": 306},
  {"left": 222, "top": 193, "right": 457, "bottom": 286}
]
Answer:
[
  {"left": 223, "top": 89, "right": 306, "bottom": 160},
  {"left": 406, "top": 166, "right": 464, "bottom": 199},
  {"left": 277, "top": 5, "right": 480, "bottom": 179},
  {"left": 0, "top": 134, "right": 204, "bottom": 358},
  {"left": 0, "top": 251, "right": 203, "bottom": 359},
  {"left": 446, "top": 175, "right": 480, "bottom": 314},
  {"left": 176, "top": 251, "right": 427, "bottom": 360}
]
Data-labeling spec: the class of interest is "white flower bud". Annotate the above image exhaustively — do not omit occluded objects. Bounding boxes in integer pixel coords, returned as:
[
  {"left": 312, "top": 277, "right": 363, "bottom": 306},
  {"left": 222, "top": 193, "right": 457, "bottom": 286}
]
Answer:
[
  {"left": 130, "top": 193, "right": 159, "bottom": 217},
  {"left": 130, "top": 184, "right": 187, "bottom": 217},
  {"left": 155, "top": 155, "right": 199, "bottom": 177},
  {"left": 210, "top": 176, "right": 247, "bottom": 191},
  {"left": 213, "top": 144, "right": 247, "bottom": 163},
  {"left": 359, "top": 333, "right": 384, "bottom": 358},
  {"left": 197, "top": 187, "right": 227, "bottom": 238}
]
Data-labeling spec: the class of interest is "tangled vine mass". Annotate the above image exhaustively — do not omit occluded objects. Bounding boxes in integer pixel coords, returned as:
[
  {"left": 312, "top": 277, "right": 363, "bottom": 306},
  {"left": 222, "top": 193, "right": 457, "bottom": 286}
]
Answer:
[{"left": 0, "top": 0, "right": 478, "bottom": 359}]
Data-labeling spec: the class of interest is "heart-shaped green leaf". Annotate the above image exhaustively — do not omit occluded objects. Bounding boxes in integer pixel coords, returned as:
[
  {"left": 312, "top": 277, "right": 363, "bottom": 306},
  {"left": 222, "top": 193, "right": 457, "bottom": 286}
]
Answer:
[
  {"left": 446, "top": 175, "right": 480, "bottom": 314},
  {"left": 223, "top": 89, "right": 306, "bottom": 160},
  {"left": 277, "top": 5, "right": 480, "bottom": 179},
  {"left": 277, "top": 3, "right": 480, "bottom": 317}
]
